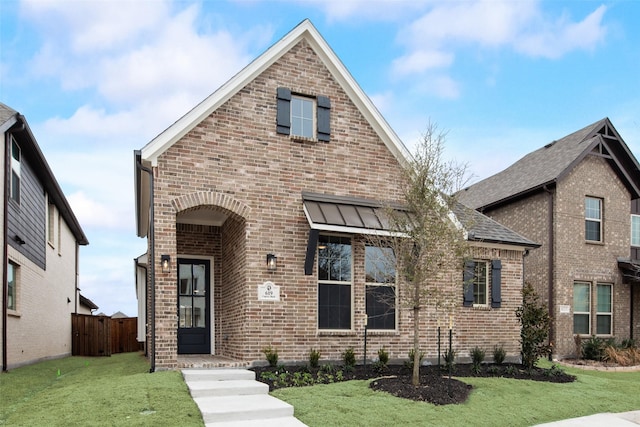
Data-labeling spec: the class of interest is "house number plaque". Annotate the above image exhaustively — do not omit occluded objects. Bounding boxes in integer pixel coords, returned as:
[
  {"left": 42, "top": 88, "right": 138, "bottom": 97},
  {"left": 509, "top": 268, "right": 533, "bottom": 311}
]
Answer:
[{"left": 258, "top": 281, "right": 280, "bottom": 301}]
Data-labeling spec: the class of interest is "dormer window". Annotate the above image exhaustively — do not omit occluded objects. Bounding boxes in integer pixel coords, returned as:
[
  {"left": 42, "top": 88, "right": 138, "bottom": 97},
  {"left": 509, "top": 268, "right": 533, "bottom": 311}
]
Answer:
[{"left": 276, "top": 87, "right": 330, "bottom": 142}]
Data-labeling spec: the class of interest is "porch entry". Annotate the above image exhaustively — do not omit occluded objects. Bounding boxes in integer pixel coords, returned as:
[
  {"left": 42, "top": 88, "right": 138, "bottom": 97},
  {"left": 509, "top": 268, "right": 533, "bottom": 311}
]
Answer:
[{"left": 177, "top": 258, "right": 211, "bottom": 354}]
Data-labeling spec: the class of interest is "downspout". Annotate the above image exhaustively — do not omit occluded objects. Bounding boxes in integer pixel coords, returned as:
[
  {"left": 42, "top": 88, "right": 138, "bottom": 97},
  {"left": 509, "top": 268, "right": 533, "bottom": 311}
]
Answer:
[
  {"left": 3, "top": 120, "right": 25, "bottom": 372},
  {"left": 543, "top": 185, "right": 555, "bottom": 359},
  {"left": 74, "top": 242, "right": 79, "bottom": 314},
  {"left": 135, "top": 152, "right": 155, "bottom": 373},
  {"left": 631, "top": 285, "right": 634, "bottom": 340}
]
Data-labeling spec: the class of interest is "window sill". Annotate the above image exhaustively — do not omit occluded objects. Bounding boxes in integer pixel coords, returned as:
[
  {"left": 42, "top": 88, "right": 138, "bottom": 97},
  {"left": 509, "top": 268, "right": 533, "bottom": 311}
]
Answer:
[
  {"left": 366, "top": 330, "right": 398, "bottom": 336},
  {"left": 7, "top": 309, "right": 21, "bottom": 318},
  {"left": 317, "top": 330, "right": 357, "bottom": 337},
  {"left": 472, "top": 304, "right": 491, "bottom": 311},
  {"left": 585, "top": 240, "right": 604, "bottom": 246},
  {"left": 290, "top": 135, "right": 321, "bottom": 144}
]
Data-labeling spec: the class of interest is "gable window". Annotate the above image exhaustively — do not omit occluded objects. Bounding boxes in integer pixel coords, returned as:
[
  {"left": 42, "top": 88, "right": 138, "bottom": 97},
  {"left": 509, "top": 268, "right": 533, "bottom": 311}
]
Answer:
[
  {"left": 7, "top": 262, "right": 17, "bottom": 311},
  {"left": 10, "top": 136, "right": 21, "bottom": 203},
  {"left": 573, "top": 282, "right": 590, "bottom": 335},
  {"left": 585, "top": 197, "right": 602, "bottom": 242},
  {"left": 365, "top": 245, "right": 396, "bottom": 330},
  {"left": 318, "top": 235, "right": 352, "bottom": 329},
  {"left": 632, "top": 215, "right": 640, "bottom": 247},
  {"left": 463, "top": 260, "right": 489, "bottom": 306},
  {"left": 596, "top": 283, "right": 612, "bottom": 336},
  {"left": 276, "top": 87, "right": 330, "bottom": 141}
]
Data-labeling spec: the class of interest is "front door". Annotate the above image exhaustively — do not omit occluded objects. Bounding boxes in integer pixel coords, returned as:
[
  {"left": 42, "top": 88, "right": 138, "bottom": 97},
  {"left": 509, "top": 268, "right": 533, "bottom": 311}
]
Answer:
[{"left": 177, "top": 258, "right": 211, "bottom": 354}]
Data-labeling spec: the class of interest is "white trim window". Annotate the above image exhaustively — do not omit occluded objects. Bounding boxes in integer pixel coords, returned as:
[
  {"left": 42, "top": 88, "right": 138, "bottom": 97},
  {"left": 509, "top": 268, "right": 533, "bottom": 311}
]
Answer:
[
  {"left": 573, "top": 282, "right": 591, "bottom": 335},
  {"left": 596, "top": 283, "right": 613, "bottom": 336},
  {"left": 632, "top": 214, "right": 640, "bottom": 247},
  {"left": 365, "top": 245, "right": 396, "bottom": 330},
  {"left": 317, "top": 235, "right": 352, "bottom": 330},
  {"left": 7, "top": 261, "right": 17, "bottom": 311},
  {"left": 585, "top": 197, "right": 602, "bottom": 242},
  {"left": 48, "top": 202, "right": 56, "bottom": 246},
  {"left": 291, "top": 95, "right": 315, "bottom": 139},
  {"left": 473, "top": 261, "right": 488, "bottom": 306},
  {"left": 10, "top": 136, "right": 20, "bottom": 203}
]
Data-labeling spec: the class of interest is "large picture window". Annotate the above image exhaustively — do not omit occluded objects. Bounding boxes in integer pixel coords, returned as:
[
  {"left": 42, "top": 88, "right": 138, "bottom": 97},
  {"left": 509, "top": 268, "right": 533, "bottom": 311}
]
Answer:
[
  {"left": 596, "top": 283, "right": 612, "bottom": 335},
  {"left": 585, "top": 197, "right": 602, "bottom": 242},
  {"left": 573, "top": 282, "right": 590, "bottom": 335},
  {"left": 318, "top": 235, "right": 352, "bottom": 329},
  {"left": 365, "top": 246, "right": 396, "bottom": 330}
]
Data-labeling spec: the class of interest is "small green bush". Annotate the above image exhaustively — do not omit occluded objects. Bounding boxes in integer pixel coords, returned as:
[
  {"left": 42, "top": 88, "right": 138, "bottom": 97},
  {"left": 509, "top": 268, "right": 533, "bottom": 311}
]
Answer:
[
  {"left": 262, "top": 345, "right": 279, "bottom": 367},
  {"left": 443, "top": 348, "right": 456, "bottom": 372},
  {"left": 470, "top": 347, "right": 485, "bottom": 374},
  {"left": 582, "top": 336, "right": 605, "bottom": 361},
  {"left": 493, "top": 344, "right": 506, "bottom": 365},
  {"left": 404, "top": 348, "right": 425, "bottom": 369},
  {"left": 342, "top": 347, "right": 356, "bottom": 368},
  {"left": 377, "top": 348, "right": 389, "bottom": 366},
  {"left": 309, "top": 348, "right": 321, "bottom": 368}
]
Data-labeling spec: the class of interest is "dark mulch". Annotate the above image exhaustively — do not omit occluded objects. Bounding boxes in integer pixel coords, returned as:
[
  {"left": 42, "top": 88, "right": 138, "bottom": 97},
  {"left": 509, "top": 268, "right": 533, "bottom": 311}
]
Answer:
[{"left": 251, "top": 363, "right": 575, "bottom": 406}]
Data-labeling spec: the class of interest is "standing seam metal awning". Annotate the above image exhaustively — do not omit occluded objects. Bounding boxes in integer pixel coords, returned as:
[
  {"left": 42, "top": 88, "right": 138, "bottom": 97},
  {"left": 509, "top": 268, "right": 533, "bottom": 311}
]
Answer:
[{"left": 302, "top": 191, "right": 409, "bottom": 275}]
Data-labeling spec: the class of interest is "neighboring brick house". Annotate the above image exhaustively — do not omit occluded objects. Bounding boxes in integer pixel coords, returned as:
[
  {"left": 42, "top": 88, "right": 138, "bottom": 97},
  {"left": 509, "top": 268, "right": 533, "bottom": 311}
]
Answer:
[
  {"left": 0, "top": 103, "right": 89, "bottom": 370},
  {"left": 134, "top": 20, "right": 538, "bottom": 370},
  {"left": 458, "top": 118, "right": 640, "bottom": 359}
]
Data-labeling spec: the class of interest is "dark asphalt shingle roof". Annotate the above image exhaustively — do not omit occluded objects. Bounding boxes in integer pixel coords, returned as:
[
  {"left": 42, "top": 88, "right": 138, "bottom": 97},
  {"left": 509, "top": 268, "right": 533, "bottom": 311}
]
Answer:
[{"left": 458, "top": 118, "right": 640, "bottom": 210}]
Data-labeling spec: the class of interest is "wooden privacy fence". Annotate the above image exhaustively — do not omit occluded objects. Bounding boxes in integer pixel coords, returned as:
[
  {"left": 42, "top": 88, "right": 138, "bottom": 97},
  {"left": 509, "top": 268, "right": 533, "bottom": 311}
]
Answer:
[{"left": 72, "top": 314, "right": 138, "bottom": 357}]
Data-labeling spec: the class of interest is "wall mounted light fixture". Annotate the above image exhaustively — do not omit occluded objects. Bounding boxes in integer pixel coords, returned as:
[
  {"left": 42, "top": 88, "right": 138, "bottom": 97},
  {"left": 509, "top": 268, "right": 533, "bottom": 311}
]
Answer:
[
  {"left": 161, "top": 254, "right": 171, "bottom": 273},
  {"left": 266, "top": 253, "right": 277, "bottom": 271}
]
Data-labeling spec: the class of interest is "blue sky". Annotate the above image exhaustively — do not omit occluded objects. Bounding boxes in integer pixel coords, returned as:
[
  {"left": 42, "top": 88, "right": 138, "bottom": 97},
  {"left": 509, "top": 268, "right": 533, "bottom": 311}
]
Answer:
[{"left": 1, "top": 0, "right": 639, "bottom": 317}]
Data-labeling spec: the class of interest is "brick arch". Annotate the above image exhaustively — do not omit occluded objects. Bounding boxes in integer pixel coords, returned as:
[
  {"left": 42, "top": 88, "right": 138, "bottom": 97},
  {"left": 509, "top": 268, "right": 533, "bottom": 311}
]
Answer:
[{"left": 171, "top": 191, "right": 251, "bottom": 221}]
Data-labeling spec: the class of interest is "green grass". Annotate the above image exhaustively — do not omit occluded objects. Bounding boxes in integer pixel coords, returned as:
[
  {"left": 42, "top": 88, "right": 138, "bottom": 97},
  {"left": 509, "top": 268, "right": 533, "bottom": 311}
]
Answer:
[
  {"left": 273, "top": 362, "right": 640, "bottom": 427},
  {"left": 0, "top": 352, "right": 203, "bottom": 426}
]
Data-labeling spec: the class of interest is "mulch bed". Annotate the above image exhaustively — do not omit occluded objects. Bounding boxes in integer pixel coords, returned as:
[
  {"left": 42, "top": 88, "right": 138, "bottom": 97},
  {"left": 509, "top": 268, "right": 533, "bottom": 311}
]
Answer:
[{"left": 251, "top": 362, "right": 575, "bottom": 405}]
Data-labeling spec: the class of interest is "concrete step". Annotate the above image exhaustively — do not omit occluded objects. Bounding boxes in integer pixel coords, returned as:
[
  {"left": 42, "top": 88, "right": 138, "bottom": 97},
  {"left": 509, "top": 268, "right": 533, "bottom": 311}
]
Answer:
[
  {"left": 206, "top": 416, "right": 308, "bottom": 427},
  {"left": 182, "top": 368, "right": 255, "bottom": 382},
  {"left": 194, "top": 394, "right": 294, "bottom": 424},
  {"left": 187, "top": 379, "right": 269, "bottom": 398}
]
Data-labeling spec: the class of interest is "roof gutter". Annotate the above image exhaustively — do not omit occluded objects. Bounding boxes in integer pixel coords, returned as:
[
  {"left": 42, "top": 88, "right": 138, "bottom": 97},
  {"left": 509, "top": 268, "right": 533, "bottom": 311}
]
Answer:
[{"left": 135, "top": 151, "right": 156, "bottom": 373}]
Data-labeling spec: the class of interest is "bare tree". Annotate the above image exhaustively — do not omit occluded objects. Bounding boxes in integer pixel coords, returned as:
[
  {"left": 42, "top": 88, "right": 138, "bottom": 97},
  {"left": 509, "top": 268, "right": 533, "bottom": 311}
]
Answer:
[{"left": 367, "top": 122, "right": 471, "bottom": 386}]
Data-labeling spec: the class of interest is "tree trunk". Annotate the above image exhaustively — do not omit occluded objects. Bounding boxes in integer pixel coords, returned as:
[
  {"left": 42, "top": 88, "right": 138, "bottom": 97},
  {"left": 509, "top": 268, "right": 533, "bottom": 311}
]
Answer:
[{"left": 412, "top": 306, "right": 420, "bottom": 386}]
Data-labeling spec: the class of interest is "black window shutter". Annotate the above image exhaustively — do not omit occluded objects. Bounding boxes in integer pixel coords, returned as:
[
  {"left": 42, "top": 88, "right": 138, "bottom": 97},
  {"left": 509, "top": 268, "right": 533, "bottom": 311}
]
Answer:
[
  {"left": 491, "top": 259, "right": 502, "bottom": 308},
  {"left": 463, "top": 260, "right": 475, "bottom": 307},
  {"left": 276, "top": 87, "right": 291, "bottom": 135},
  {"left": 316, "top": 95, "right": 331, "bottom": 142},
  {"left": 304, "top": 229, "right": 319, "bottom": 275}
]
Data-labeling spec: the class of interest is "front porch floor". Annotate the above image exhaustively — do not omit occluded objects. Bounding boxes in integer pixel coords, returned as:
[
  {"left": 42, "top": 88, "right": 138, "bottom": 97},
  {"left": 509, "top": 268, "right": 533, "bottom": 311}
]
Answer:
[{"left": 177, "top": 354, "right": 251, "bottom": 369}]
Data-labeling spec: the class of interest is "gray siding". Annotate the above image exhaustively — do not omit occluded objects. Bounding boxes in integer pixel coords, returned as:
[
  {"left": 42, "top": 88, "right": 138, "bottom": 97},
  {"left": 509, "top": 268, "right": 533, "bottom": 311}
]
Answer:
[{"left": 7, "top": 147, "right": 46, "bottom": 270}]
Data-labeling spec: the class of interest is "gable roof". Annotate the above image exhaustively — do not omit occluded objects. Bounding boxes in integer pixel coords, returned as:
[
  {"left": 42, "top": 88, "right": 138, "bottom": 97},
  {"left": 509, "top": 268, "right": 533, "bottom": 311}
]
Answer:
[
  {"left": 139, "top": 19, "right": 409, "bottom": 166},
  {"left": 135, "top": 19, "right": 410, "bottom": 237},
  {"left": 458, "top": 118, "right": 640, "bottom": 210},
  {"left": 0, "top": 102, "right": 89, "bottom": 245}
]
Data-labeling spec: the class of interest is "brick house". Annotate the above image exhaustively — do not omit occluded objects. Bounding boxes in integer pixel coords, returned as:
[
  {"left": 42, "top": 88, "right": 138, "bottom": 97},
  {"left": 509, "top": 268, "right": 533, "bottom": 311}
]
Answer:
[
  {"left": 134, "top": 20, "right": 538, "bottom": 370},
  {"left": 1, "top": 103, "right": 89, "bottom": 370},
  {"left": 458, "top": 118, "right": 640, "bottom": 359}
]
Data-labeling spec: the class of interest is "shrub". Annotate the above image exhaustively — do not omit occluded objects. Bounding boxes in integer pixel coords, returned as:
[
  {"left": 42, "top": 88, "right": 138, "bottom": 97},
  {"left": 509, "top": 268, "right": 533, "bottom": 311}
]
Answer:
[
  {"left": 515, "top": 283, "right": 552, "bottom": 371},
  {"left": 493, "top": 344, "right": 506, "bottom": 365},
  {"left": 470, "top": 347, "right": 485, "bottom": 374},
  {"left": 342, "top": 347, "right": 356, "bottom": 368},
  {"left": 582, "top": 336, "right": 605, "bottom": 361},
  {"left": 309, "top": 348, "right": 320, "bottom": 369},
  {"left": 377, "top": 348, "right": 389, "bottom": 366},
  {"left": 404, "top": 348, "right": 425, "bottom": 369},
  {"left": 262, "top": 345, "right": 278, "bottom": 367},
  {"left": 620, "top": 338, "right": 637, "bottom": 349},
  {"left": 603, "top": 345, "right": 640, "bottom": 366},
  {"left": 443, "top": 348, "right": 456, "bottom": 372}
]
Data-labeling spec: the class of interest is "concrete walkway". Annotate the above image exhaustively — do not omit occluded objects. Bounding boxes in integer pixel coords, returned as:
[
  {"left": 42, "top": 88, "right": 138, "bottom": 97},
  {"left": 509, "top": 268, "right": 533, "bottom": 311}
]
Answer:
[
  {"left": 182, "top": 368, "right": 307, "bottom": 427},
  {"left": 535, "top": 410, "right": 640, "bottom": 426}
]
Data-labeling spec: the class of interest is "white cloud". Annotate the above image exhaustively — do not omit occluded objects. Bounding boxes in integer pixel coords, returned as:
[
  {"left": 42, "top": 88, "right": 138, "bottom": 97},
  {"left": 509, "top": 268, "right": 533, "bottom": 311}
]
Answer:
[
  {"left": 392, "top": 50, "right": 453, "bottom": 76},
  {"left": 296, "top": 0, "right": 427, "bottom": 22}
]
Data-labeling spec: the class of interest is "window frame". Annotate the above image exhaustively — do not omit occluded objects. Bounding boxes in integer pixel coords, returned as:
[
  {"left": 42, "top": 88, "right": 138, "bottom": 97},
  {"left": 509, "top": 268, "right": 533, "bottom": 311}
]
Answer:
[
  {"left": 47, "top": 201, "right": 56, "bottom": 247},
  {"left": 317, "top": 234, "right": 353, "bottom": 331},
  {"left": 10, "top": 135, "right": 21, "bottom": 204},
  {"left": 290, "top": 95, "right": 316, "bottom": 139},
  {"left": 365, "top": 245, "right": 397, "bottom": 331},
  {"left": 7, "top": 261, "right": 17, "bottom": 311},
  {"left": 585, "top": 197, "right": 603, "bottom": 242},
  {"left": 595, "top": 283, "right": 613, "bottom": 336},
  {"left": 573, "top": 282, "right": 591, "bottom": 335},
  {"left": 631, "top": 214, "right": 640, "bottom": 247}
]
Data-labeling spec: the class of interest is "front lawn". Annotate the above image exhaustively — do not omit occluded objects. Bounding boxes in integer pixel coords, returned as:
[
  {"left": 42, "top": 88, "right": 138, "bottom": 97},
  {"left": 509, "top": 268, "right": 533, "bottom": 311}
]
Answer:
[
  {"left": 273, "top": 361, "right": 640, "bottom": 427},
  {"left": 0, "top": 352, "right": 202, "bottom": 426}
]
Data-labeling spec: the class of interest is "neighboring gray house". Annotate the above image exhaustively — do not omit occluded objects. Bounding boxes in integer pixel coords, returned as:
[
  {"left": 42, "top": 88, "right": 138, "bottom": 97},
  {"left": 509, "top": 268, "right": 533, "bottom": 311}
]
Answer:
[
  {"left": 1, "top": 102, "right": 89, "bottom": 370},
  {"left": 459, "top": 118, "right": 640, "bottom": 359}
]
